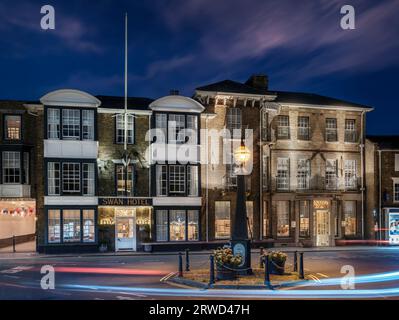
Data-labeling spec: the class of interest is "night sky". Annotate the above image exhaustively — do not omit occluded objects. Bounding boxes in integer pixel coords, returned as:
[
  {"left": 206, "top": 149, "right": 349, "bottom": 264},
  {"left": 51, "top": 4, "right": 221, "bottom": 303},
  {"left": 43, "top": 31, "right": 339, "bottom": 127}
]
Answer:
[{"left": 0, "top": 0, "right": 398, "bottom": 134}]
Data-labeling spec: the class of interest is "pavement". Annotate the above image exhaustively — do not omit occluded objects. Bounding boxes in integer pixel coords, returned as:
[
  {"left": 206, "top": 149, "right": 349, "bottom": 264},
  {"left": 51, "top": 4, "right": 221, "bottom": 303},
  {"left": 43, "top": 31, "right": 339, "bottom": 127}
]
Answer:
[{"left": 0, "top": 247, "right": 399, "bottom": 299}]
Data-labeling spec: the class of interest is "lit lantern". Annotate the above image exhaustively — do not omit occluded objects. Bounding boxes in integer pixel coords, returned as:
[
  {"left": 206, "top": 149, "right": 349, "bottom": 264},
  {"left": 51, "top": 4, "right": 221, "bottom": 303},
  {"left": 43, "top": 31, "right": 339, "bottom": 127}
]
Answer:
[{"left": 234, "top": 142, "right": 251, "bottom": 165}]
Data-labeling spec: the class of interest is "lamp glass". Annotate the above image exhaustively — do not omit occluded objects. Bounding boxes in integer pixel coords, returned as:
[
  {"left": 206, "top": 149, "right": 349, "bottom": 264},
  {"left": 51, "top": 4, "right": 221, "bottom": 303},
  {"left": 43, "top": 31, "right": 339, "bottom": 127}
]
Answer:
[{"left": 234, "top": 145, "right": 251, "bottom": 164}]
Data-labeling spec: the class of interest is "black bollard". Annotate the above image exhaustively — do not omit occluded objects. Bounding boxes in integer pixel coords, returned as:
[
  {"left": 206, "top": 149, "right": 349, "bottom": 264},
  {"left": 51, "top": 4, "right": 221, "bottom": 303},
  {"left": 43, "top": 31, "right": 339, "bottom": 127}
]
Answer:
[
  {"left": 264, "top": 255, "right": 271, "bottom": 289},
  {"left": 185, "top": 249, "right": 190, "bottom": 272},
  {"left": 209, "top": 255, "right": 215, "bottom": 285},
  {"left": 299, "top": 252, "right": 304, "bottom": 279},
  {"left": 294, "top": 251, "right": 298, "bottom": 272},
  {"left": 12, "top": 235, "right": 16, "bottom": 253},
  {"left": 259, "top": 247, "right": 264, "bottom": 268},
  {"left": 178, "top": 252, "right": 183, "bottom": 277}
]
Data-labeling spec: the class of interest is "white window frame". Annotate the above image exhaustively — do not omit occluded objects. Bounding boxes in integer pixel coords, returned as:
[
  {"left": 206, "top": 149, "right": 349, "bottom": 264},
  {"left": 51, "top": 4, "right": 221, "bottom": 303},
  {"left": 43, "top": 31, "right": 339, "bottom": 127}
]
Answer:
[
  {"left": 187, "top": 165, "right": 199, "bottom": 196},
  {"left": 155, "top": 113, "right": 167, "bottom": 143},
  {"left": 4, "top": 115, "right": 21, "bottom": 140},
  {"left": 83, "top": 163, "right": 95, "bottom": 196},
  {"left": 325, "top": 118, "right": 338, "bottom": 142},
  {"left": 116, "top": 114, "right": 134, "bottom": 144},
  {"left": 82, "top": 110, "right": 95, "bottom": 141},
  {"left": 325, "top": 159, "right": 338, "bottom": 190},
  {"left": 276, "top": 158, "right": 290, "bottom": 190},
  {"left": 344, "top": 159, "right": 357, "bottom": 190},
  {"left": 226, "top": 108, "right": 242, "bottom": 131},
  {"left": 62, "top": 162, "right": 80, "bottom": 194},
  {"left": 156, "top": 165, "right": 168, "bottom": 196},
  {"left": 297, "top": 116, "right": 310, "bottom": 140},
  {"left": 297, "top": 159, "right": 310, "bottom": 190},
  {"left": 169, "top": 165, "right": 186, "bottom": 194},
  {"left": 116, "top": 164, "right": 134, "bottom": 196},
  {"left": 83, "top": 210, "right": 95, "bottom": 243},
  {"left": 168, "top": 114, "right": 185, "bottom": 144},
  {"left": 47, "top": 108, "right": 60, "bottom": 139},
  {"left": 277, "top": 115, "right": 290, "bottom": 139},
  {"left": 344, "top": 119, "right": 356, "bottom": 143},
  {"left": 48, "top": 162, "right": 61, "bottom": 195},
  {"left": 395, "top": 154, "right": 399, "bottom": 172},
  {"left": 2, "top": 151, "right": 21, "bottom": 184},
  {"left": 62, "top": 109, "right": 80, "bottom": 140}
]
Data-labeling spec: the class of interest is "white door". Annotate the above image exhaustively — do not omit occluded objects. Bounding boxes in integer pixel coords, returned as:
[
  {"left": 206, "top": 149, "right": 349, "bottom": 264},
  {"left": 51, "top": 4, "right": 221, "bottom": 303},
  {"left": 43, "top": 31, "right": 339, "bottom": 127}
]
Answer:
[
  {"left": 316, "top": 210, "right": 330, "bottom": 246},
  {"left": 116, "top": 218, "right": 136, "bottom": 251}
]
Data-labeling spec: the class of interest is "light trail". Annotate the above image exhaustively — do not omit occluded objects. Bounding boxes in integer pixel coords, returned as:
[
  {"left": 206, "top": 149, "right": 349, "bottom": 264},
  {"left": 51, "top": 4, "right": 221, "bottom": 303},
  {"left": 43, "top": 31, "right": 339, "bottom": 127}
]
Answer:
[{"left": 54, "top": 267, "right": 166, "bottom": 276}]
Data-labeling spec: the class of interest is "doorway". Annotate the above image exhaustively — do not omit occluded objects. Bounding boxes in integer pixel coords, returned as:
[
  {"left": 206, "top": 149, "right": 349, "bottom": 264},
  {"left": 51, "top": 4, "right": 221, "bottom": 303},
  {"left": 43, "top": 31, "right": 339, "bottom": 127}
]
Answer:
[
  {"left": 316, "top": 209, "right": 330, "bottom": 246},
  {"left": 115, "top": 208, "right": 136, "bottom": 251}
]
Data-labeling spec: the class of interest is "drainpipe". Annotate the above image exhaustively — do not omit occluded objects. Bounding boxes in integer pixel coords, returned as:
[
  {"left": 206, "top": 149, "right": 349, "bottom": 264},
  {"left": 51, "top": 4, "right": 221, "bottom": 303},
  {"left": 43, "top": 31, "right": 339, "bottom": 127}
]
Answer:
[
  {"left": 360, "top": 111, "right": 365, "bottom": 239},
  {"left": 206, "top": 115, "right": 209, "bottom": 242},
  {"left": 378, "top": 149, "right": 382, "bottom": 242},
  {"left": 259, "top": 107, "right": 263, "bottom": 240}
]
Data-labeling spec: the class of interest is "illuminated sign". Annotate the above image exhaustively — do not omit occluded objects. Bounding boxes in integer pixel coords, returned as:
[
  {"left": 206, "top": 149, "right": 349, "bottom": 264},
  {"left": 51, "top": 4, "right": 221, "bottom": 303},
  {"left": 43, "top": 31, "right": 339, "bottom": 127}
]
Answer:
[
  {"left": 99, "top": 218, "right": 115, "bottom": 225},
  {"left": 313, "top": 200, "right": 329, "bottom": 209},
  {"left": 389, "top": 212, "right": 399, "bottom": 245},
  {"left": 99, "top": 198, "right": 152, "bottom": 207}
]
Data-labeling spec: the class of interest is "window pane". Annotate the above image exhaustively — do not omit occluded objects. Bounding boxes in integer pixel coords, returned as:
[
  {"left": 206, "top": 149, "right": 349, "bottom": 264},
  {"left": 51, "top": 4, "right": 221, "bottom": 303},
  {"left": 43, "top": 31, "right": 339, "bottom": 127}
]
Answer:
[
  {"left": 187, "top": 166, "right": 198, "bottom": 196},
  {"left": 169, "top": 210, "right": 186, "bottom": 241},
  {"left": 62, "top": 109, "right": 80, "bottom": 139},
  {"left": 344, "top": 201, "right": 356, "bottom": 236},
  {"left": 23, "top": 152, "right": 29, "bottom": 184},
  {"left": 168, "top": 114, "right": 185, "bottom": 144},
  {"left": 156, "top": 165, "right": 167, "bottom": 196},
  {"left": 62, "top": 163, "right": 80, "bottom": 194},
  {"left": 277, "top": 115, "right": 290, "bottom": 139},
  {"left": 155, "top": 113, "right": 167, "bottom": 143},
  {"left": 298, "top": 116, "right": 310, "bottom": 140},
  {"left": 169, "top": 165, "right": 185, "bottom": 194},
  {"left": 344, "top": 160, "right": 357, "bottom": 190},
  {"left": 156, "top": 210, "right": 168, "bottom": 241},
  {"left": 277, "top": 201, "right": 290, "bottom": 237},
  {"left": 47, "top": 109, "right": 60, "bottom": 139},
  {"left": 63, "top": 210, "right": 81, "bottom": 242},
  {"left": 116, "top": 165, "right": 133, "bottom": 196},
  {"left": 276, "top": 158, "right": 289, "bottom": 190},
  {"left": 82, "top": 110, "right": 94, "bottom": 140},
  {"left": 48, "top": 162, "right": 60, "bottom": 195},
  {"left": 116, "top": 114, "right": 134, "bottom": 144},
  {"left": 215, "top": 201, "right": 230, "bottom": 239},
  {"left": 5, "top": 115, "right": 21, "bottom": 140},
  {"left": 325, "top": 118, "right": 337, "bottom": 142},
  {"left": 2, "top": 151, "right": 21, "bottom": 184},
  {"left": 326, "top": 159, "right": 338, "bottom": 190},
  {"left": 297, "top": 159, "right": 310, "bottom": 190},
  {"left": 83, "top": 163, "right": 95, "bottom": 196},
  {"left": 226, "top": 108, "right": 241, "bottom": 131},
  {"left": 188, "top": 210, "right": 199, "bottom": 241},
  {"left": 395, "top": 183, "right": 399, "bottom": 202},
  {"left": 186, "top": 115, "right": 198, "bottom": 144},
  {"left": 83, "top": 210, "right": 95, "bottom": 242},
  {"left": 48, "top": 210, "right": 61, "bottom": 243},
  {"left": 299, "top": 200, "right": 310, "bottom": 238}
]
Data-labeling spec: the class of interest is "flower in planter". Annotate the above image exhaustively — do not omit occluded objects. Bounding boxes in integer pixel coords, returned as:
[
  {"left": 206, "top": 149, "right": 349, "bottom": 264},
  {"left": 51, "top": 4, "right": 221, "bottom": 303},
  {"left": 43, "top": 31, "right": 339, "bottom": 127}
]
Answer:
[
  {"left": 264, "top": 251, "right": 287, "bottom": 264},
  {"left": 214, "top": 247, "right": 242, "bottom": 267}
]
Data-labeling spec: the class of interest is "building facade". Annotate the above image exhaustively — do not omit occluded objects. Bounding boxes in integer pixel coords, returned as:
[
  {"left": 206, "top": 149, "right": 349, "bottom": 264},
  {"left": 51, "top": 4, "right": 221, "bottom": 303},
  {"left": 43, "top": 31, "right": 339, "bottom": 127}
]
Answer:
[
  {"left": 366, "top": 136, "right": 399, "bottom": 245},
  {"left": 0, "top": 74, "right": 378, "bottom": 253}
]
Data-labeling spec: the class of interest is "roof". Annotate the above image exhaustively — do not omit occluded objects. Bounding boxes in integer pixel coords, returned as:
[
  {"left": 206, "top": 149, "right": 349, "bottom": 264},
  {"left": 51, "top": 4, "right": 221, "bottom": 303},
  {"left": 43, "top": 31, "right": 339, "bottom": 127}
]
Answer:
[
  {"left": 367, "top": 136, "right": 399, "bottom": 149},
  {"left": 196, "top": 79, "right": 372, "bottom": 109},
  {"left": 96, "top": 95, "right": 154, "bottom": 110},
  {"left": 150, "top": 95, "right": 204, "bottom": 113}
]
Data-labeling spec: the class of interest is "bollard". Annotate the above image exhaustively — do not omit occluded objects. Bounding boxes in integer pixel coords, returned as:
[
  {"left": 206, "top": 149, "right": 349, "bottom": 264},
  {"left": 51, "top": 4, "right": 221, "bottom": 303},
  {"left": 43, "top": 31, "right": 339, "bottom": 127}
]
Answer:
[
  {"left": 209, "top": 255, "right": 215, "bottom": 285},
  {"left": 264, "top": 255, "right": 272, "bottom": 289},
  {"left": 185, "top": 249, "right": 190, "bottom": 272},
  {"left": 299, "top": 252, "right": 304, "bottom": 279},
  {"left": 294, "top": 251, "right": 298, "bottom": 272},
  {"left": 12, "top": 235, "right": 16, "bottom": 253},
  {"left": 178, "top": 252, "right": 183, "bottom": 277}
]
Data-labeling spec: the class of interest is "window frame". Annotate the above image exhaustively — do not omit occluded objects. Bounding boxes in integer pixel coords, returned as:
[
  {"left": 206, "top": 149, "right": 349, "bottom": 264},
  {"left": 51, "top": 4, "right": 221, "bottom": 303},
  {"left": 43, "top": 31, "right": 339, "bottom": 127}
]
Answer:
[
  {"left": 277, "top": 115, "right": 290, "bottom": 140},
  {"left": 115, "top": 164, "right": 134, "bottom": 197},
  {"left": 344, "top": 119, "right": 357, "bottom": 143},
  {"left": 325, "top": 118, "right": 338, "bottom": 142},
  {"left": 115, "top": 113, "right": 135, "bottom": 145},
  {"left": 276, "top": 200, "right": 290, "bottom": 238},
  {"left": 297, "top": 116, "right": 310, "bottom": 141},
  {"left": 3, "top": 114, "right": 22, "bottom": 141},
  {"left": 215, "top": 201, "right": 231, "bottom": 239},
  {"left": 276, "top": 157, "right": 290, "bottom": 191}
]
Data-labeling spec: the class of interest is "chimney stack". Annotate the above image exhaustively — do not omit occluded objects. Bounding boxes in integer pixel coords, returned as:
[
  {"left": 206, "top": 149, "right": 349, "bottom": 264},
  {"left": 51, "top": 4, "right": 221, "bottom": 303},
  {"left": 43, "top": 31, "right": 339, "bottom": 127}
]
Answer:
[{"left": 245, "top": 74, "right": 268, "bottom": 91}]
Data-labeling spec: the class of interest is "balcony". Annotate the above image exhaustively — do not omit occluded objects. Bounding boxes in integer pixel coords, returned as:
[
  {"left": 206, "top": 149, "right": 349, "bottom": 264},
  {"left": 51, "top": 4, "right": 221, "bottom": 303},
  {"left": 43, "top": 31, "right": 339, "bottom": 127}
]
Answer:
[
  {"left": 272, "top": 176, "right": 361, "bottom": 192},
  {"left": 44, "top": 140, "right": 98, "bottom": 159},
  {"left": 0, "top": 184, "right": 31, "bottom": 198}
]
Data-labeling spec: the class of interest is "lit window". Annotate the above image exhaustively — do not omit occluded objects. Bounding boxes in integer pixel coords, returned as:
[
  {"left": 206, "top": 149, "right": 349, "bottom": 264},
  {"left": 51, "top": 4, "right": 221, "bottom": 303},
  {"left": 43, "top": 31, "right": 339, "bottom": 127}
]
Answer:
[
  {"left": 4, "top": 115, "right": 21, "bottom": 140},
  {"left": 297, "top": 159, "right": 310, "bottom": 190},
  {"left": 116, "top": 165, "right": 133, "bottom": 196},
  {"left": 277, "top": 115, "right": 290, "bottom": 139},
  {"left": 188, "top": 210, "right": 199, "bottom": 241},
  {"left": 2, "top": 151, "right": 20, "bottom": 184},
  {"left": 325, "top": 118, "right": 337, "bottom": 142},
  {"left": 276, "top": 158, "right": 290, "bottom": 190},
  {"left": 63, "top": 210, "right": 81, "bottom": 242},
  {"left": 156, "top": 210, "right": 168, "bottom": 241},
  {"left": 48, "top": 210, "right": 61, "bottom": 243},
  {"left": 277, "top": 201, "right": 290, "bottom": 237},
  {"left": 62, "top": 163, "right": 80, "bottom": 194},
  {"left": 47, "top": 109, "right": 60, "bottom": 139},
  {"left": 298, "top": 116, "right": 310, "bottom": 140},
  {"left": 82, "top": 110, "right": 95, "bottom": 141},
  {"left": 215, "top": 201, "right": 230, "bottom": 239},
  {"left": 299, "top": 200, "right": 310, "bottom": 238},
  {"left": 169, "top": 210, "right": 186, "bottom": 241},
  {"left": 83, "top": 163, "right": 95, "bottom": 196},
  {"left": 344, "top": 160, "right": 357, "bottom": 190},
  {"left": 47, "top": 162, "right": 60, "bottom": 195},
  {"left": 116, "top": 114, "right": 134, "bottom": 144},
  {"left": 344, "top": 119, "right": 356, "bottom": 143},
  {"left": 344, "top": 201, "right": 356, "bottom": 236},
  {"left": 168, "top": 114, "right": 185, "bottom": 144},
  {"left": 83, "top": 210, "right": 95, "bottom": 242},
  {"left": 169, "top": 165, "right": 185, "bottom": 194},
  {"left": 156, "top": 165, "right": 167, "bottom": 196},
  {"left": 62, "top": 109, "right": 80, "bottom": 139}
]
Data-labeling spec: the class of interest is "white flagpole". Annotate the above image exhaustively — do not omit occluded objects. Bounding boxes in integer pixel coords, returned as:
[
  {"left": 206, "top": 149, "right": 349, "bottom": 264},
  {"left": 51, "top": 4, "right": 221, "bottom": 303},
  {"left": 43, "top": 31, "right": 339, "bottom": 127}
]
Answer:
[{"left": 124, "top": 12, "right": 128, "bottom": 153}]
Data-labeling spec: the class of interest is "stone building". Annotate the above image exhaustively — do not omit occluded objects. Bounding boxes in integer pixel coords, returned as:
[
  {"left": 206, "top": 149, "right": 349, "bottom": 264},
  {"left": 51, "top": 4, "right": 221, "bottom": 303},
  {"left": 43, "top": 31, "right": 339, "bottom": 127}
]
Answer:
[
  {"left": 195, "top": 74, "right": 373, "bottom": 247},
  {"left": 366, "top": 136, "right": 399, "bottom": 245}
]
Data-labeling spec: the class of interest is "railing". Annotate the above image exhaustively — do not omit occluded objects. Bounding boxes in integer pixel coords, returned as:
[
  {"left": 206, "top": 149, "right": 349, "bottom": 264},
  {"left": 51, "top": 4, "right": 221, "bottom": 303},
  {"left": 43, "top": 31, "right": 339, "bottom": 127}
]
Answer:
[{"left": 272, "top": 176, "right": 360, "bottom": 192}]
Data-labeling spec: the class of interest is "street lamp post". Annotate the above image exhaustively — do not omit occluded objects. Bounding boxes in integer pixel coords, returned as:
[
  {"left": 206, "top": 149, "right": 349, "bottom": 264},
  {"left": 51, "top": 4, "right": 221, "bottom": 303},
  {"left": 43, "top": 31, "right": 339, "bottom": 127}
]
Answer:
[{"left": 231, "top": 139, "right": 253, "bottom": 275}]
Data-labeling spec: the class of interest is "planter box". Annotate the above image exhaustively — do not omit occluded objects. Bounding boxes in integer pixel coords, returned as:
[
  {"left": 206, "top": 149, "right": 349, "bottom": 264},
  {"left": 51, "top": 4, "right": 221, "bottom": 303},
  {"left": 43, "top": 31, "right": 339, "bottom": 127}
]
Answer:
[
  {"left": 269, "top": 260, "right": 286, "bottom": 275},
  {"left": 216, "top": 265, "right": 237, "bottom": 281}
]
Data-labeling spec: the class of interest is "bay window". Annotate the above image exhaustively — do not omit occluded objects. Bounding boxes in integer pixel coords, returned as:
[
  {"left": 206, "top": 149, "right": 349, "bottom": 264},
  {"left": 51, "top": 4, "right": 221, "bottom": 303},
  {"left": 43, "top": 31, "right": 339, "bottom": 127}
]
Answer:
[
  {"left": 63, "top": 210, "right": 81, "bottom": 242},
  {"left": 48, "top": 210, "right": 61, "bottom": 243},
  {"left": 168, "top": 114, "right": 185, "bottom": 144},
  {"left": 4, "top": 115, "right": 21, "bottom": 140},
  {"left": 62, "top": 163, "right": 80, "bottom": 194},
  {"left": 169, "top": 210, "right": 186, "bottom": 241},
  {"left": 155, "top": 209, "right": 199, "bottom": 242},
  {"left": 83, "top": 210, "right": 95, "bottom": 242},
  {"left": 156, "top": 210, "right": 168, "bottom": 241}
]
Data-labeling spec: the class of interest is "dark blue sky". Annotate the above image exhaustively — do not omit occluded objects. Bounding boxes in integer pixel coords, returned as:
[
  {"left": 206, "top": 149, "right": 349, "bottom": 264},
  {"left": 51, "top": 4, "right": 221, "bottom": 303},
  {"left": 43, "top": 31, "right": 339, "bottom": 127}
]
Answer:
[{"left": 0, "top": 0, "right": 398, "bottom": 134}]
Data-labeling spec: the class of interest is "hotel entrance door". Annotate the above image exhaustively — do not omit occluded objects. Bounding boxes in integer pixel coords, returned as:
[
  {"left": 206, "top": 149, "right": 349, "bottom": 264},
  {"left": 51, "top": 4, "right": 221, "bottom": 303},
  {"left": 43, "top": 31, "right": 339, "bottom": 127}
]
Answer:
[
  {"left": 115, "top": 208, "right": 136, "bottom": 251},
  {"left": 313, "top": 200, "right": 331, "bottom": 247}
]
